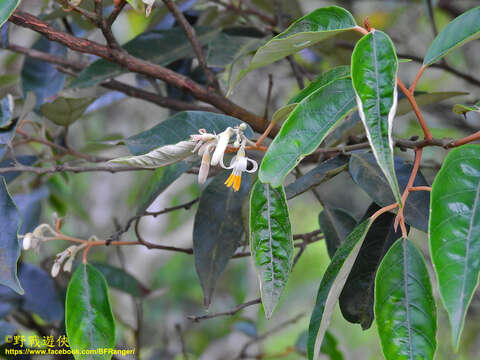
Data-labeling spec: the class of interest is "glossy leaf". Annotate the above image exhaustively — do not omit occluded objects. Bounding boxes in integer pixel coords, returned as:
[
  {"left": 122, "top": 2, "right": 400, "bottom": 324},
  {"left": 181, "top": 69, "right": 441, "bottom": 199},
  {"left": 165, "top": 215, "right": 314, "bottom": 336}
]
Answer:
[
  {"left": 285, "top": 155, "right": 349, "bottom": 200},
  {"left": 40, "top": 97, "right": 95, "bottom": 127},
  {"left": 349, "top": 152, "right": 430, "bottom": 232},
  {"left": 307, "top": 218, "right": 373, "bottom": 360},
  {"left": 271, "top": 103, "right": 297, "bottom": 125},
  {"left": 423, "top": 6, "right": 480, "bottom": 66},
  {"left": 318, "top": 206, "right": 357, "bottom": 259},
  {"left": 0, "top": 0, "right": 21, "bottom": 27},
  {"left": 250, "top": 181, "right": 293, "bottom": 319},
  {"left": 352, "top": 30, "right": 401, "bottom": 204},
  {"left": 453, "top": 101, "right": 480, "bottom": 115},
  {"left": 21, "top": 36, "right": 66, "bottom": 108},
  {"left": 375, "top": 238, "right": 437, "bottom": 359},
  {"left": 136, "top": 162, "right": 192, "bottom": 214},
  {"left": 193, "top": 172, "right": 252, "bottom": 307},
  {"left": 93, "top": 263, "right": 150, "bottom": 298},
  {"left": 70, "top": 27, "right": 219, "bottom": 89},
  {"left": 66, "top": 264, "right": 116, "bottom": 360},
  {"left": 288, "top": 66, "right": 350, "bottom": 105},
  {"left": 429, "top": 144, "right": 480, "bottom": 349},
  {"left": 234, "top": 6, "right": 356, "bottom": 85},
  {"left": 117, "top": 111, "right": 253, "bottom": 155},
  {"left": 0, "top": 178, "right": 23, "bottom": 294},
  {"left": 339, "top": 203, "right": 405, "bottom": 329},
  {"left": 260, "top": 78, "right": 356, "bottom": 187}
]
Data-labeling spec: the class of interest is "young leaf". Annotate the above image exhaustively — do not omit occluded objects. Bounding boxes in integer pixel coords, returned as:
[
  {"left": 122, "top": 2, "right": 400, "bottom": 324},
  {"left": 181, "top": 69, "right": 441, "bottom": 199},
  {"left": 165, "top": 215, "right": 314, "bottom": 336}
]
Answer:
[
  {"left": 375, "top": 238, "right": 437, "bottom": 360},
  {"left": 126, "top": 0, "right": 145, "bottom": 12},
  {"left": 351, "top": 30, "right": 401, "bottom": 204},
  {"left": 70, "top": 27, "right": 219, "bottom": 89},
  {"left": 423, "top": 6, "right": 480, "bottom": 66},
  {"left": 349, "top": 152, "right": 430, "bottom": 233},
  {"left": 21, "top": 37, "right": 66, "bottom": 108},
  {"left": 339, "top": 204, "right": 406, "bottom": 329},
  {"left": 285, "top": 155, "right": 349, "bottom": 200},
  {"left": 40, "top": 97, "right": 95, "bottom": 127},
  {"left": 0, "top": 0, "right": 21, "bottom": 27},
  {"left": 116, "top": 111, "right": 253, "bottom": 155},
  {"left": 250, "top": 181, "right": 293, "bottom": 319},
  {"left": 66, "top": 264, "right": 116, "bottom": 360},
  {"left": 233, "top": 6, "right": 356, "bottom": 86},
  {"left": 429, "top": 144, "right": 480, "bottom": 349},
  {"left": 453, "top": 101, "right": 480, "bottom": 115},
  {"left": 259, "top": 78, "right": 356, "bottom": 188},
  {"left": 193, "top": 172, "right": 252, "bottom": 307},
  {"left": 307, "top": 218, "right": 374, "bottom": 360},
  {"left": 0, "top": 178, "right": 23, "bottom": 295},
  {"left": 318, "top": 206, "right": 357, "bottom": 259}
]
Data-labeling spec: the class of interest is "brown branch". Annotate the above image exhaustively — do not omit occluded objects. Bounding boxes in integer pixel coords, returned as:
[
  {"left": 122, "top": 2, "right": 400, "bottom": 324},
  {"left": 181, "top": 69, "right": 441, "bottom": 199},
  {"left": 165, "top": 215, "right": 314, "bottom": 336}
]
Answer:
[
  {"left": 9, "top": 11, "right": 269, "bottom": 133},
  {"left": 187, "top": 298, "right": 262, "bottom": 322},
  {"left": 163, "top": 0, "right": 219, "bottom": 91},
  {"left": 107, "top": 0, "right": 127, "bottom": 27}
]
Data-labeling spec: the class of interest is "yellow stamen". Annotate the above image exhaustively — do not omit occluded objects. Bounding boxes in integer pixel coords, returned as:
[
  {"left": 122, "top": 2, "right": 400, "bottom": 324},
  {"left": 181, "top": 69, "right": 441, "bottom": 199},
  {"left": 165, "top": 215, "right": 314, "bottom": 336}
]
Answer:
[
  {"left": 225, "top": 173, "right": 241, "bottom": 191},
  {"left": 225, "top": 173, "right": 235, "bottom": 187}
]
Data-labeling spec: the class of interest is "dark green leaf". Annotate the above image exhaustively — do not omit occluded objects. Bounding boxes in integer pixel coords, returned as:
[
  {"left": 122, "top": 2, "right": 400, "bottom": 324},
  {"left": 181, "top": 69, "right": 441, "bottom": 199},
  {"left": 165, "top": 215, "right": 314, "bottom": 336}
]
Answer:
[
  {"left": 285, "top": 155, "right": 349, "bottom": 200},
  {"left": 40, "top": 97, "right": 95, "bottom": 127},
  {"left": 296, "top": 330, "right": 344, "bottom": 360},
  {"left": 136, "top": 162, "right": 192, "bottom": 214},
  {"left": 93, "top": 263, "right": 150, "bottom": 298},
  {"left": 352, "top": 30, "right": 401, "bottom": 204},
  {"left": 259, "top": 78, "right": 356, "bottom": 187},
  {"left": 66, "top": 264, "right": 116, "bottom": 360},
  {"left": 307, "top": 218, "right": 373, "bottom": 360},
  {"left": 21, "top": 37, "right": 66, "bottom": 108},
  {"left": 288, "top": 66, "right": 350, "bottom": 105},
  {"left": 0, "top": 178, "right": 22, "bottom": 295},
  {"left": 318, "top": 206, "right": 357, "bottom": 259},
  {"left": 339, "top": 203, "right": 406, "bottom": 329},
  {"left": 70, "top": 27, "right": 219, "bottom": 89},
  {"left": 0, "top": 95, "right": 14, "bottom": 129},
  {"left": 14, "top": 187, "right": 48, "bottom": 234},
  {"left": 250, "top": 181, "right": 293, "bottom": 318},
  {"left": 0, "top": 0, "right": 20, "bottom": 27},
  {"left": 375, "top": 238, "right": 437, "bottom": 359},
  {"left": 349, "top": 152, "right": 430, "bottom": 232},
  {"left": 423, "top": 6, "right": 480, "bottom": 66},
  {"left": 119, "top": 111, "right": 253, "bottom": 155},
  {"left": 453, "top": 101, "right": 480, "bottom": 115},
  {"left": 233, "top": 6, "right": 356, "bottom": 86},
  {"left": 193, "top": 172, "right": 252, "bottom": 307},
  {"left": 429, "top": 144, "right": 480, "bottom": 349}
]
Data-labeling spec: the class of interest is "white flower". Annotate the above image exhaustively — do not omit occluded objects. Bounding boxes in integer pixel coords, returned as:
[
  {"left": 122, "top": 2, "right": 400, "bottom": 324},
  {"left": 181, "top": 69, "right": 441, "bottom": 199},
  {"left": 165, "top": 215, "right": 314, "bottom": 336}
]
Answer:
[
  {"left": 211, "top": 128, "right": 233, "bottom": 166},
  {"left": 22, "top": 233, "right": 33, "bottom": 250},
  {"left": 63, "top": 257, "right": 74, "bottom": 273},
  {"left": 198, "top": 143, "right": 214, "bottom": 184},
  {"left": 51, "top": 262, "right": 61, "bottom": 278},
  {"left": 221, "top": 146, "right": 258, "bottom": 192},
  {"left": 143, "top": 0, "right": 155, "bottom": 16}
]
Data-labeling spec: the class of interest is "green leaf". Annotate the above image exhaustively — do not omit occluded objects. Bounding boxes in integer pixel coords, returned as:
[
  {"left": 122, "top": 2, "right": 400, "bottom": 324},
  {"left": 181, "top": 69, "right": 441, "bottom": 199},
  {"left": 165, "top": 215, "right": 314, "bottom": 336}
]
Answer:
[
  {"left": 351, "top": 30, "right": 401, "bottom": 204},
  {"left": 339, "top": 203, "right": 405, "bottom": 330},
  {"left": 136, "top": 162, "right": 192, "bottom": 214},
  {"left": 429, "top": 144, "right": 480, "bottom": 349},
  {"left": 307, "top": 218, "right": 373, "bottom": 360},
  {"left": 349, "top": 152, "right": 430, "bottom": 232},
  {"left": 397, "top": 91, "right": 468, "bottom": 116},
  {"left": 193, "top": 172, "right": 252, "bottom": 307},
  {"left": 295, "top": 330, "right": 344, "bottom": 360},
  {"left": 233, "top": 6, "right": 356, "bottom": 86},
  {"left": 40, "top": 97, "right": 95, "bottom": 127},
  {"left": 423, "top": 6, "right": 480, "bottom": 66},
  {"left": 0, "top": 95, "right": 14, "bottom": 129},
  {"left": 453, "top": 101, "right": 480, "bottom": 115},
  {"left": 0, "top": 0, "right": 21, "bottom": 27},
  {"left": 285, "top": 155, "right": 349, "bottom": 200},
  {"left": 271, "top": 103, "right": 298, "bottom": 125},
  {"left": 93, "top": 263, "right": 150, "bottom": 298},
  {"left": 117, "top": 111, "right": 253, "bottom": 155},
  {"left": 0, "top": 178, "right": 23, "bottom": 295},
  {"left": 126, "top": 0, "right": 145, "bottom": 12},
  {"left": 66, "top": 264, "right": 116, "bottom": 360},
  {"left": 249, "top": 181, "right": 293, "bottom": 319},
  {"left": 318, "top": 206, "right": 357, "bottom": 259},
  {"left": 21, "top": 37, "right": 66, "bottom": 108},
  {"left": 375, "top": 238, "right": 437, "bottom": 360},
  {"left": 288, "top": 66, "right": 350, "bottom": 105},
  {"left": 70, "top": 27, "right": 219, "bottom": 89},
  {"left": 259, "top": 78, "right": 356, "bottom": 187}
]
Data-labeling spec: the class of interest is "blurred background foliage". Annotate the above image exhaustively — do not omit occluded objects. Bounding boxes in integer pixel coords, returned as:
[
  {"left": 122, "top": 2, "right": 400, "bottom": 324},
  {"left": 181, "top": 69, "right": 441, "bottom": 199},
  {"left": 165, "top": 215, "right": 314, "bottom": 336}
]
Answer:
[{"left": 1, "top": 0, "right": 479, "bottom": 359}]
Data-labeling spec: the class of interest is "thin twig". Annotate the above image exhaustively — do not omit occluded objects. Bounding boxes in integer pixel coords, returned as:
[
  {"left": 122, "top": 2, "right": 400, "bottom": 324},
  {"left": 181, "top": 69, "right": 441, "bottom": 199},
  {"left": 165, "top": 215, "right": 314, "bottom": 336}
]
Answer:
[
  {"left": 187, "top": 298, "right": 261, "bottom": 322},
  {"left": 263, "top": 74, "right": 273, "bottom": 119}
]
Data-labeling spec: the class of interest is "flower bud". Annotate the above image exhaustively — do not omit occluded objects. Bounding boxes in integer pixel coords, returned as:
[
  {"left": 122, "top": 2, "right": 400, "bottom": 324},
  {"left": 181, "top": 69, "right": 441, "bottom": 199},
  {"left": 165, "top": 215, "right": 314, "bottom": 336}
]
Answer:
[
  {"left": 239, "top": 123, "right": 247, "bottom": 131},
  {"left": 63, "top": 257, "right": 74, "bottom": 273},
  {"left": 22, "top": 233, "right": 33, "bottom": 250},
  {"left": 51, "top": 262, "right": 61, "bottom": 278},
  {"left": 211, "top": 128, "right": 232, "bottom": 166},
  {"left": 198, "top": 145, "right": 213, "bottom": 184}
]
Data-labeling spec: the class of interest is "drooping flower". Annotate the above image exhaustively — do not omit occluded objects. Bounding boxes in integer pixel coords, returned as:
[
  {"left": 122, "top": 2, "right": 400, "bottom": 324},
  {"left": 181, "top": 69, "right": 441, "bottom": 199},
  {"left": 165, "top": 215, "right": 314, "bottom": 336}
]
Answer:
[
  {"left": 211, "top": 127, "right": 234, "bottom": 166},
  {"left": 221, "top": 144, "right": 258, "bottom": 192}
]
